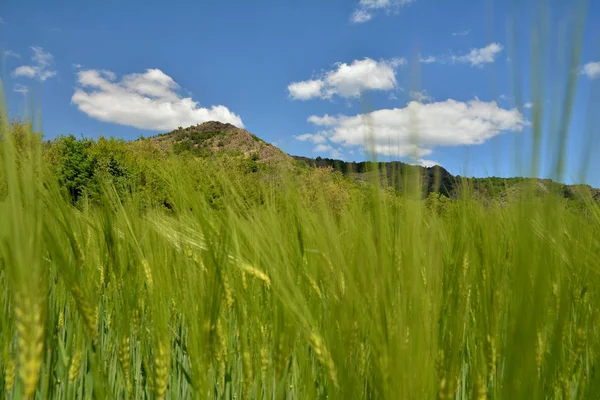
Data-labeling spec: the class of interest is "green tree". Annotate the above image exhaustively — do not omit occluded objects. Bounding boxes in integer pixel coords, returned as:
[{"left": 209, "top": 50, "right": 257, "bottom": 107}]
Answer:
[{"left": 52, "top": 135, "right": 98, "bottom": 204}]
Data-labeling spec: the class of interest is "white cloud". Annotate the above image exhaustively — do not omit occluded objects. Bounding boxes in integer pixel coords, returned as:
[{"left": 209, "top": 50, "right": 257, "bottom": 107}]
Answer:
[
  {"left": 73, "top": 63, "right": 82, "bottom": 69},
  {"left": 295, "top": 133, "right": 327, "bottom": 144},
  {"left": 452, "top": 43, "right": 504, "bottom": 67},
  {"left": 288, "top": 79, "right": 324, "bottom": 100},
  {"left": 419, "top": 55, "right": 438, "bottom": 64},
  {"left": 418, "top": 43, "right": 502, "bottom": 67},
  {"left": 417, "top": 159, "right": 440, "bottom": 167},
  {"left": 581, "top": 62, "right": 600, "bottom": 79},
  {"left": 498, "top": 96, "right": 533, "bottom": 110},
  {"left": 351, "top": 9, "right": 373, "bottom": 23},
  {"left": 360, "top": 0, "right": 392, "bottom": 7},
  {"left": 351, "top": 0, "right": 415, "bottom": 23},
  {"left": 288, "top": 57, "right": 405, "bottom": 100},
  {"left": 2, "top": 50, "right": 20, "bottom": 58},
  {"left": 71, "top": 68, "right": 244, "bottom": 131},
  {"left": 324, "top": 57, "right": 399, "bottom": 96},
  {"left": 359, "top": 0, "right": 415, "bottom": 9},
  {"left": 314, "top": 144, "right": 333, "bottom": 152},
  {"left": 409, "top": 90, "right": 433, "bottom": 103},
  {"left": 13, "top": 46, "right": 57, "bottom": 81},
  {"left": 13, "top": 84, "right": 28, "bottom": 95},
  {"left": 452, "top": 29, "right": 470, "bottom": 36},
  {"left": 121, "top": 69, "right": 180, "bottom": 102},
  {"left": 14, "top": 66, "right": 36, "bottom": 78},
  {"left": 31, "top": 46, "right": 52, "bottom": 65},
  {"left": 389, "top": 93, "right": 398, "bottom": 100},
  {"left": 331, "top": 148, "right": 343, "bottom": 159},
  {"left": 308, "top": 114, "right": 338, "bottom": 126},
  {"left": 388, "top": 57, "right": 407, "bottom": 67},
  {"left": 298, "top": 99, "right": 525, "bottom": 159}
]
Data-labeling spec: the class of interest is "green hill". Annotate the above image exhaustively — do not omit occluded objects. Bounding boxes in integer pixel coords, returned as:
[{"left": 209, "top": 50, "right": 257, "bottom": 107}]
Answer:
[{"left": 150, "top": 121, "right": 291, "bottom": 164}]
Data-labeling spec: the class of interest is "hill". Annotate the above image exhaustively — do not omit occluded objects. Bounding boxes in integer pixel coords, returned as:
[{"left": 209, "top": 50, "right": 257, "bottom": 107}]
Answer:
[{"left": 150, "top": 121, "right": 291, "bottom": 164}]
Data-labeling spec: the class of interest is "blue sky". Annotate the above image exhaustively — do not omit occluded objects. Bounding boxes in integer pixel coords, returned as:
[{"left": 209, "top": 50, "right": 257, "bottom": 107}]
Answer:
[{"left": 1, "top": 0, "right": 599, "bottom": 185}]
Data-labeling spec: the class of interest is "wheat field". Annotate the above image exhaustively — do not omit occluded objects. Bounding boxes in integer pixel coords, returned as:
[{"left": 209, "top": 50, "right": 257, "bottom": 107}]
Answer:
[
  {"left": 1, "top": 108, "right": 600, "bottom": 400},
  {"left": 2, "top": 14, "right": 600, "bottom": 396}
]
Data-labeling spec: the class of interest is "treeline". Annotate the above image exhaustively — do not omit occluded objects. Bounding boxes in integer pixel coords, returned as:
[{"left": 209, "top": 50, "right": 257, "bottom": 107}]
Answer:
[{"left": 292, "top": 155, "right": 600, "bottom": 202}]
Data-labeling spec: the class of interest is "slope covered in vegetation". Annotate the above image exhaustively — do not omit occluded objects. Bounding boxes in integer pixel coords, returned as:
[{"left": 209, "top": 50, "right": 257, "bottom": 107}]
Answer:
[{"left": 293, "top": 155, "right": 600, "bottom": 201}]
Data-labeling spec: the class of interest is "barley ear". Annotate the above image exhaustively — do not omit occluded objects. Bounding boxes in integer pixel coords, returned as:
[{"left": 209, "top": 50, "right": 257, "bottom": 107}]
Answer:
[
  {"left": 71, "top": 285, "right": 98, "bottom": 347},
  {"left": 153, "top": 340, "right": 170, "bottom": 399},
  {"left": 119, "top": 334, "right": 131, "bottom": 394},
  {"left": 4, "top": 355, "right": 16, "bottom": 394},
  {"left": 14, "top": 294, "right": 44, "bottom": 399}
]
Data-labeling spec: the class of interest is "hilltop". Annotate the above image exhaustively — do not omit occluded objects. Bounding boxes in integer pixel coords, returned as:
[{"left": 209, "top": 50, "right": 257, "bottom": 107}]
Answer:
[{"left": 150, "top": 121, "right": 291, "bottom": 164}]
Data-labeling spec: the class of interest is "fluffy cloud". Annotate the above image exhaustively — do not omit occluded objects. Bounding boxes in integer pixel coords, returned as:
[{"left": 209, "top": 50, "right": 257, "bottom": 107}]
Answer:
[
  {"left": 13, "top": 46, "right": 57, "bottom": 81},
  {"left": 297, "top": 99, "right": 525, "bottom": 159},
  {"left": 452, "top": 43, "right": 503, "bottom": 67},
  {"left": 581, "top": 62, "right": 600, "bottom": 79},
  {"left": 351, "top": 0, "right": 415, "bottom": 23},
  {"left": 71, "top": 68, "right": 244, "bottom": 131},
  {"left": 313, "top": 143, "right": 333, "bottom": 152},
  {"left": 351, "top": 10, "right": 373, "bottom": 23},
  {"left": 326, "top": 58, "right": 405, "bottom": 97},
  {"left": 14, "top": 66, "right": 37, "bottom": 78},
  {"left": 308, "top": 114, "right": 338, "bottom": 126},
  {"left": 288, "top": 57, "right": 406, "bottom": 100},
  {"left": 287, "top": 80, "right": 324, "bottom": 100},
  {"left": 417, "top": 159, "right": 440, "bottom": 167},
  {"left": 409, "top": 90, "right": 433, "bottom": 103}
]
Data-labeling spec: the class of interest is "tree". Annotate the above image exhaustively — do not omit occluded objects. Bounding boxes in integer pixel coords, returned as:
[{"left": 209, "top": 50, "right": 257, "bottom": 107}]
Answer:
[{"left": 53, "top": 135, "right": 98, "bottom": 204}]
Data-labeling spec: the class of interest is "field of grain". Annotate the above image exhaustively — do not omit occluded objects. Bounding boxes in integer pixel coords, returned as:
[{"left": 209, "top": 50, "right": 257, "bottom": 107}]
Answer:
[{"left": 1, "top": 90, "right": 600, "bottom": 400}]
